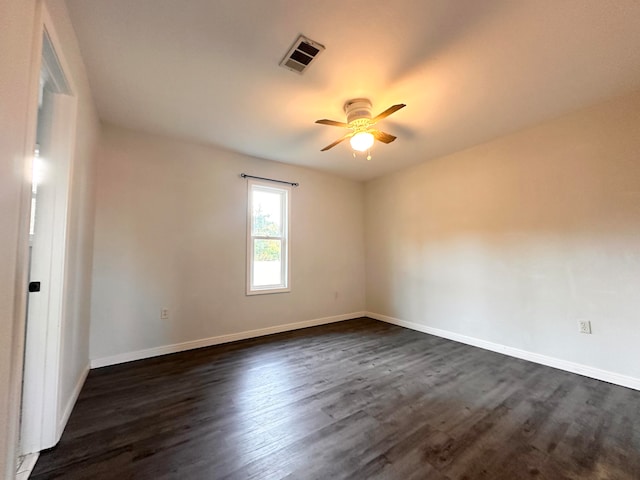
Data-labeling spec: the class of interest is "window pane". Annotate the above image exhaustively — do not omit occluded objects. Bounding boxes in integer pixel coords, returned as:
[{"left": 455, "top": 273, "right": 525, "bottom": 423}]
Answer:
[
  {"left": 252, "top": 189, "right": 283, "bottom": 236},
  {"left": 253, "top": 239, "right": 282, "bottom": 287}
]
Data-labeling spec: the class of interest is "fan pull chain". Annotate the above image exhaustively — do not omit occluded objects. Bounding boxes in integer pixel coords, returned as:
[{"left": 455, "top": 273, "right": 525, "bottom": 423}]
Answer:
[{"left": 353, "top": 150, "right": 372, "bottom": 161}]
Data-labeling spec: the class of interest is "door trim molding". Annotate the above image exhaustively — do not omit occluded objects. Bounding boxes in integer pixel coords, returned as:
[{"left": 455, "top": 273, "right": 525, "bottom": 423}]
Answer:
[{"left": 19, "top": 1, "right": 79, "bottom": 455}]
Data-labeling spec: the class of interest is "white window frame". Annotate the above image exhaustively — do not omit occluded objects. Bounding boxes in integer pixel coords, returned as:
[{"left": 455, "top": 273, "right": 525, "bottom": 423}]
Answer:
[{"left": 246, "top": 179, "right": 291, "bottom": 295}]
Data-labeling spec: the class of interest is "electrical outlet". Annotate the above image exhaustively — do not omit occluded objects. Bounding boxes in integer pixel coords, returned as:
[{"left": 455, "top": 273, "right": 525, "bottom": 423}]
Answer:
[
  {"left": 578, "top": 320, "right": 591, "bottom": 334},
  {"left": 160, "top": 308, "right": 169, "bottom": 320}
]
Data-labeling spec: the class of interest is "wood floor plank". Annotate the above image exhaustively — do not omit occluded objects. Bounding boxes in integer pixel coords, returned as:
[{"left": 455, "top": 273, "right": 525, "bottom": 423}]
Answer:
[{"left": 31, "top": 318, "right": 640, "bottom": 479}]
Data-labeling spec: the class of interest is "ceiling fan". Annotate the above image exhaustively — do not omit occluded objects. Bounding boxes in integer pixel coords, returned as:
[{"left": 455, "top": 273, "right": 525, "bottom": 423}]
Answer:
[{"left": 315, "top": 98, "right": 406, "bottom": 155}]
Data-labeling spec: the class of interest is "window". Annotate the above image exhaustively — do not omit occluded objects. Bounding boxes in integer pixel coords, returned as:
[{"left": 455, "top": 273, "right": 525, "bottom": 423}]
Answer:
[{"left": 247, "top": 180, "right": 290, "bottom": 294}]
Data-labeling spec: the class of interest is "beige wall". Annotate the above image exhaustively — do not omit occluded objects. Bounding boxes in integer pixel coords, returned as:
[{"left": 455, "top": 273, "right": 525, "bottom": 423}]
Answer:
[
  {"left": 90, "top": 125, "right": 366, "bottom": 362},
  {"left": 365, "top": 89, "right": 640, "bottom": 380}
]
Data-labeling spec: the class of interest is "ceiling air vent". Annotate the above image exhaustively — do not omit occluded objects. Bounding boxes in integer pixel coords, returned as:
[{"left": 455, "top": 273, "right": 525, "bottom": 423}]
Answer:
[{"left": 279, "top": 35, "right": 325, "bottom": 74}]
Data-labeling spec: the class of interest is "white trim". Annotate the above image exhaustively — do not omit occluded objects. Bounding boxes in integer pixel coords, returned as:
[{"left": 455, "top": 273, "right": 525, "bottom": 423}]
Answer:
[
  {"left": 16, "top": 452, "right": 39, "bottom": 478},
  {"left": 367, "top": 312, "right": 640, "bottom": 391},
  {"left": 91, "top": 312, "right": 366, "bottom": 369},
  {"left": 57, "top": 365, "right": 89, "bottom": 438},
  {"left": 10, "top": 1, "right": 47, "bottom": 473}
]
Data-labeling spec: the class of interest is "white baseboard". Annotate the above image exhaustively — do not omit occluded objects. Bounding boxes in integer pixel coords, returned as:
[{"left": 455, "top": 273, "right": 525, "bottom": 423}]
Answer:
[
  {"left": 367, "top": 312, "right": 640, "bottom": 391},
  {"left": 17, "top": 452, "right": 39, "bottom": 479},
  {"left": 58, "top": 364, "right": 89, "bottom": 437},
  {"left": 91, "top": 311, "right": 366, "bottom": 369}
]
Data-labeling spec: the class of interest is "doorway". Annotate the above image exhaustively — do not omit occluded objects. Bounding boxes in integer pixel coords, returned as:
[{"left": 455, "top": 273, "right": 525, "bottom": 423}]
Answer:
[{"left": 20, "top": 24, "right": 76, "bottom": 457}]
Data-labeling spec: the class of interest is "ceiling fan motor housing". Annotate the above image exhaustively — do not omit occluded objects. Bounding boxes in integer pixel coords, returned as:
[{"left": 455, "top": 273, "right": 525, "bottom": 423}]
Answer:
[{"left": 344, "top": 98, "right": 372, "bottom": 124}]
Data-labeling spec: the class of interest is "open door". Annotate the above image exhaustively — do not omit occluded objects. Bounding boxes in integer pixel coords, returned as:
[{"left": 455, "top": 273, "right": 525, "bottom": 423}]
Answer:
[{"left": 20, "top": 25, "right": 76, "bottom": 455}]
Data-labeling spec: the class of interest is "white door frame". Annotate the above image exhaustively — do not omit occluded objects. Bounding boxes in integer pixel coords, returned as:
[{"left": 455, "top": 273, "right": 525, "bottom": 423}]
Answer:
[{"left": 20, "top": 1, "right": 78, "bottom": 455}]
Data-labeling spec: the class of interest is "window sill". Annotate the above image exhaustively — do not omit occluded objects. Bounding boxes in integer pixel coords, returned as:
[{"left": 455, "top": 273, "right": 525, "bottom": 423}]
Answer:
[{"left": 246, "top": 287, "right": 291, "bottom": 296}]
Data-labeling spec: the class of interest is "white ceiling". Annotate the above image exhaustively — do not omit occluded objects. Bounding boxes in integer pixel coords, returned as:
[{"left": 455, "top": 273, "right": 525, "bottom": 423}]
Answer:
[{"left": 65, "top": 0, "right": 640, "bottom": 181}]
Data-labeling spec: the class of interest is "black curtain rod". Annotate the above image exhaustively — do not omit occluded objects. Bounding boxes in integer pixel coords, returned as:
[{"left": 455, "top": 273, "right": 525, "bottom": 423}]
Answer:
[{"left": 240, "top": 173, "right": 299, "bottom": 187}]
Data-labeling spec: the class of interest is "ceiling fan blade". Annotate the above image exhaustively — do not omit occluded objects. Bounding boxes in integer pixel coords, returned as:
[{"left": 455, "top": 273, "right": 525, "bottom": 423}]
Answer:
[
  {"left": 321, "top": 134, "right": 351, "bottom": 151},
  {"left": 372, "top": 130, "right": 397, "bottom": 144},
  {"left": 315, "top": 119, "right": 350, "bottom": 128},
  {"left": 371, "top": 104, "right": 406, "bottom": 123}
]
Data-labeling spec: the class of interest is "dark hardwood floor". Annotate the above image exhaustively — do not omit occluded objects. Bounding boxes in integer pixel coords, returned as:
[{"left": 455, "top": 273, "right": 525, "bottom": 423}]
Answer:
[{"left": 31, "top": 318, "right": 640, "bottom": 479}]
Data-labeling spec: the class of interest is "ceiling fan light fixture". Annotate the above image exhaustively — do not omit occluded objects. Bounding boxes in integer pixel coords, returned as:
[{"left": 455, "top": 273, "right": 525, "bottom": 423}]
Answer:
[
  {"left": 350, "top": 131, "right": 374, "bottom": 152},
  {"left": 316, "top": 99, "right": 405, "bottom": 153}
]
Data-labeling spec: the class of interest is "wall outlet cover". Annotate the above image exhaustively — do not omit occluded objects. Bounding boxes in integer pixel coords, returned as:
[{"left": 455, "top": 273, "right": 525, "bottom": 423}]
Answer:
[{"left": 578, "top": 320, "right": 592, "bottom": 334}]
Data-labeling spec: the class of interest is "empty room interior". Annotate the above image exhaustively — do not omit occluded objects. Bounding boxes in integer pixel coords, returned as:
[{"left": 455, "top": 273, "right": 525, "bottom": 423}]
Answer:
[{"left": 3, "top": 0, "right": 640, "bottom": 478}]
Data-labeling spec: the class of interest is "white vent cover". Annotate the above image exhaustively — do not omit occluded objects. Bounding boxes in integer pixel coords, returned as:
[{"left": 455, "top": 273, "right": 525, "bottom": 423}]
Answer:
[{"left": 279, "top": 35, "right": 325, "bottom": 74}]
